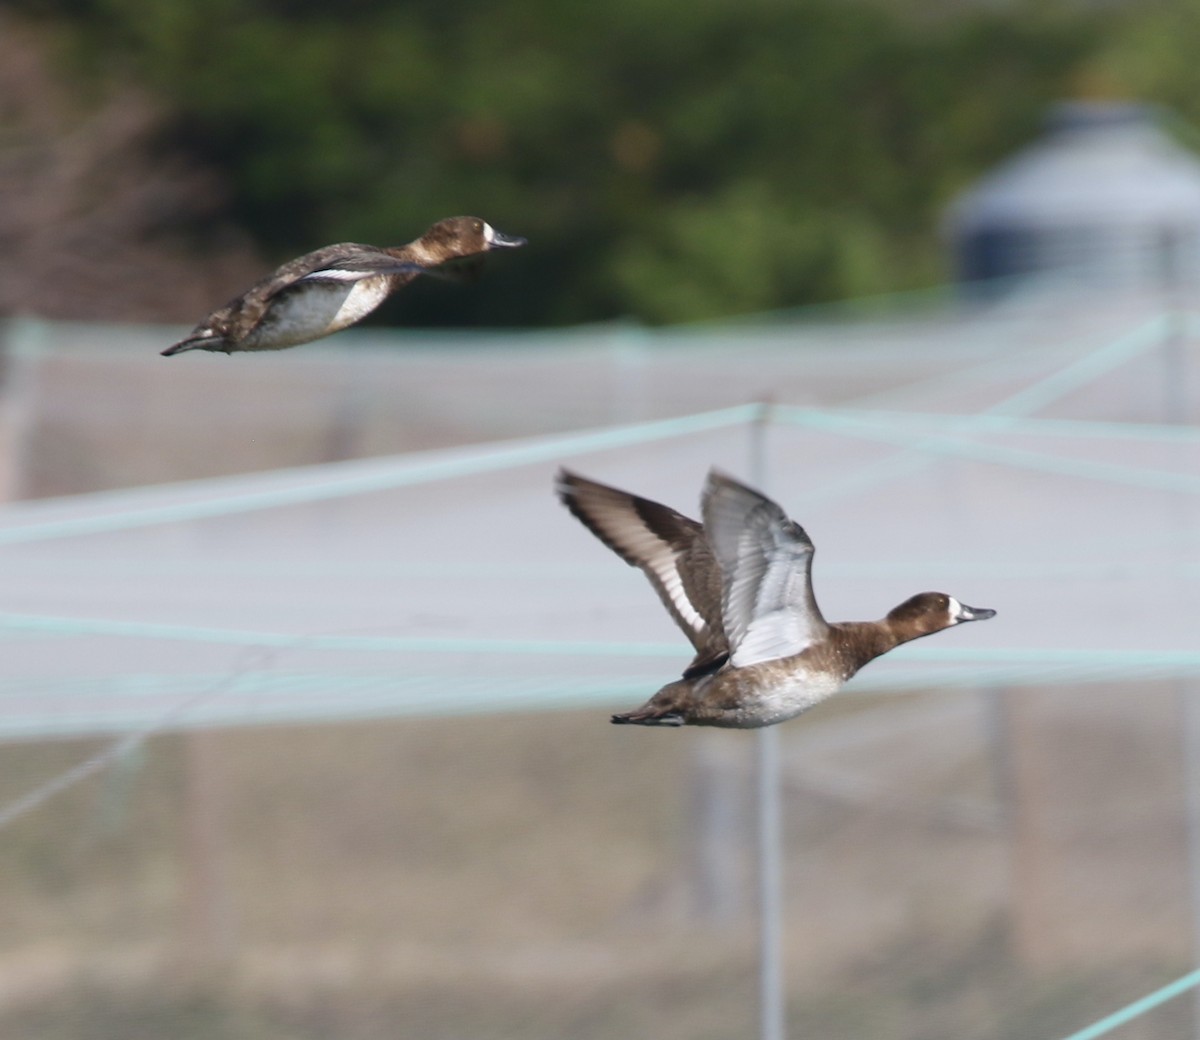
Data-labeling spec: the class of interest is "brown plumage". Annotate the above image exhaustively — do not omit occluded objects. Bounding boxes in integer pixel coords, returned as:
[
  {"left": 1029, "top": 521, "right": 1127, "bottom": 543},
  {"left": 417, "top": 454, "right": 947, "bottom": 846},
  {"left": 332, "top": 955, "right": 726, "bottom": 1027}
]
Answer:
[
  {"left": 162, "top": 216, "right": 525, "bottom": 356},
  {"left": 556, "top": 468, "right": 996, "bottom": 728}
]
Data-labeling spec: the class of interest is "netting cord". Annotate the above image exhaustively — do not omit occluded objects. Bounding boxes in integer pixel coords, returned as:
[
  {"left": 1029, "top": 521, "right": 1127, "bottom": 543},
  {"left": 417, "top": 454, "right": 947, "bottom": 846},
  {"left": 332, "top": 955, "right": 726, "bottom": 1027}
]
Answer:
[
  {"left": 1, "top": 311, "right": 1197, "bottom": 1040},
  {"left": 0, "top": 610, "right": 680, "bottom": 655},
  {"left": 5, "top": 611, "right": 1200, "bottom": 672},
  {"left": 0, "top": 644, "right": 279, "bottom": 831},
  {"left": 772, "top": 313, "right": 1173, "bottom": 506},
  {"left": 1058, "top": 967, "right": 1200, "bottom": 1040},
  {"left": 0, "top": 312, "right": 1175, "bottom": 546},
  {"left": 0, "top": 404, "right": 758, "bottom": 545},
  {"left": 773, "top": 406, "right": 1200, "bottom": 495}
]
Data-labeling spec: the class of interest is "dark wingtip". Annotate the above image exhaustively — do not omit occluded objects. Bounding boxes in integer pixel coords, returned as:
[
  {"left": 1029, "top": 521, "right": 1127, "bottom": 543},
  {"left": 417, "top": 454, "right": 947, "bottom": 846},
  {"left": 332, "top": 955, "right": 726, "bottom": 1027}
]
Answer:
[
  {"left": 555, "top": 467, "right": 579, "bottom": 495},
  {"left": 555, "top": 469, "right": 591, "bottom": 513}
]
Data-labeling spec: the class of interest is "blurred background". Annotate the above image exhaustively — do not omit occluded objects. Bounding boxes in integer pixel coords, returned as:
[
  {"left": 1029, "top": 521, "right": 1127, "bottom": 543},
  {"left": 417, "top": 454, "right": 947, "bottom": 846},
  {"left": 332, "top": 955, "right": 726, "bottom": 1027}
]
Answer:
[
  {"left": 4, "top": 0, "right": 1200, "bottom": 330},
  {"left": 4, "top": 1, "right": 1200, "bottom": 1039}
]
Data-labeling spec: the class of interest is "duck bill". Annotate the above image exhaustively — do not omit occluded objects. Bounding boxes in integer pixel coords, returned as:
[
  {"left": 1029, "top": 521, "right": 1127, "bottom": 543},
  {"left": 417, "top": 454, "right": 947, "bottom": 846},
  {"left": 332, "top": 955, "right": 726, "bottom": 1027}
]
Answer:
[
  {"left": 485, "top": 226, "right": 526, "bottom": 249},
  {"left": 956, "top": 602, "right": 996, "bottom": 623}
]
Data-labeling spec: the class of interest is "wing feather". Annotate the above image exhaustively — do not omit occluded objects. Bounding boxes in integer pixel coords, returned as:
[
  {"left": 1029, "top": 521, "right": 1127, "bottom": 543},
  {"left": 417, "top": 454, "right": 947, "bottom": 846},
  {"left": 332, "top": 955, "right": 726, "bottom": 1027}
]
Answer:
[
  {"left": 700, "top": 470, "right": 828, "bottom": 668},
  {"left": 211, "top": 245, "right": 421, "bottom": 333},
  {"left": 556, "top": 470, "right": 728, "bottom": 672}
]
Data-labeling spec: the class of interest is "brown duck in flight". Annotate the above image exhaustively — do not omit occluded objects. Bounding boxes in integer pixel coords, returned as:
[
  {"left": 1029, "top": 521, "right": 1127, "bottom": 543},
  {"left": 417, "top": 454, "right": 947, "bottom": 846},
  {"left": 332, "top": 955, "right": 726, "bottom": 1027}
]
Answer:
[
  {"left": 162, "top": 216, "right": 525, "bottom": 356},
  {"left": 557, "top": 468, "right": 995, "bottom": 728}
]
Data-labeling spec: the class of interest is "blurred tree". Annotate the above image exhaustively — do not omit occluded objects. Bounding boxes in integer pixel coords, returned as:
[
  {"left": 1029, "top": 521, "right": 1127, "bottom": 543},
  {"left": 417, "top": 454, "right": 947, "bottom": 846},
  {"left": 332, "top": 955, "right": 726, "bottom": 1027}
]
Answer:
[
  {"left": 1084, "top": 4, "right": 1200, "bottom": 127},
  {"left": 5, "top": 0, "right": 1107, "bottom": 325},
  {"left": 0, "top": 14, "right": 263, "bottom": 321}
]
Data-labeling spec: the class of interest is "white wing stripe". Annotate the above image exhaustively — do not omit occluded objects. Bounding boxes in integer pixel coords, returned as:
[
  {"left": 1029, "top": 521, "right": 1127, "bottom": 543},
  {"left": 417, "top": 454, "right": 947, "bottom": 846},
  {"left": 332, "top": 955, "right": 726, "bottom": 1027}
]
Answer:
[
  {"left": 654, "top": 563, "right": 706, "bottom": 635},
  {"left": 560, "top": 476, "right": 714, "bottom": 650},
  {"left": 299, "top": 269, "right": 372, "bottom": 283},
  {"left": 618, "top": 525, "right": 706, "bottom": 637}
]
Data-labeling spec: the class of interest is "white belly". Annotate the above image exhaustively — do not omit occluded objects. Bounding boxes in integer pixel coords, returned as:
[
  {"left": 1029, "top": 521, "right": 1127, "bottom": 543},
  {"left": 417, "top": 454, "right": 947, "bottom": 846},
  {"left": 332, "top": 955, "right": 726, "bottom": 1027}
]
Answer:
[
  {"left": 330, "top": 278, "right": 393, "bottom": 327},
  {"left": 745, "top": 670, "right": 844, "bottom": 728},
  {"left": 253, "top": 279, "right": 391, "bottom": 349}
]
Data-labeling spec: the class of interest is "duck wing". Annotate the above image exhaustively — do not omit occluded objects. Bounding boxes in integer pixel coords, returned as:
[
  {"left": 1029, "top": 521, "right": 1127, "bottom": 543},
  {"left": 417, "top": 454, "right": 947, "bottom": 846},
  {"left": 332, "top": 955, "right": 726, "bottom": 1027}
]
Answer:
[
  {"left": 700, "top": 469, "right": 829, "bottom": 668},
  {"left": 210, "top": 244, "right": 425, "bottom": 333},
  {"left": 290, "top": 244, "right": 429, "bottom": 284},
  {"left": 556, "top": 470, "right": 729, "bottom": 675}
]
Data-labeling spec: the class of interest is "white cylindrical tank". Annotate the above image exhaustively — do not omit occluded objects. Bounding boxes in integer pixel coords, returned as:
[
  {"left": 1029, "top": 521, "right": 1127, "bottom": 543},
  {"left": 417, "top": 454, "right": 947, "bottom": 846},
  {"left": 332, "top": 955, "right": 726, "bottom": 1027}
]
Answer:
[{"left": 946, "top": 102, "right": 1200, "bottom": 289}]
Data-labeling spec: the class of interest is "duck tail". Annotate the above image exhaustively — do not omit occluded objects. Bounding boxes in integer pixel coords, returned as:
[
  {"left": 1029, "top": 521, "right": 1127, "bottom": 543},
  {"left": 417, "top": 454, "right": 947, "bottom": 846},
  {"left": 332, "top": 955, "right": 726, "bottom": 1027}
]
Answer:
[
  {"left": 161, "top": 333, "right": 227, "bottom": 357},
  {"left": 611, "top": 710, "right": 685, "bottom": 726}
]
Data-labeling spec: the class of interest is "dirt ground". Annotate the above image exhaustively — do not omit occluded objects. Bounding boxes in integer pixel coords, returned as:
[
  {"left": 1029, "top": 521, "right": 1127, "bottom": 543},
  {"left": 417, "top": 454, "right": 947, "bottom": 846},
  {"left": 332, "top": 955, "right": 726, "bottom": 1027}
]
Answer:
[{"left": 0, "top": 685, "right": 1193, "bottom": 1040}]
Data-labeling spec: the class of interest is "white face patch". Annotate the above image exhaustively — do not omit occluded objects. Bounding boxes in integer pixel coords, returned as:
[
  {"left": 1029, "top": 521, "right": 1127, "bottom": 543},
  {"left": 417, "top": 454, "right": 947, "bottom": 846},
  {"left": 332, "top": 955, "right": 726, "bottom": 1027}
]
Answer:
[
  {"left": 947, "top": 596, "right": 963, "bottom": 624},
  {"left": 482, "top": 222, "right": 496, "bottom": 245}
]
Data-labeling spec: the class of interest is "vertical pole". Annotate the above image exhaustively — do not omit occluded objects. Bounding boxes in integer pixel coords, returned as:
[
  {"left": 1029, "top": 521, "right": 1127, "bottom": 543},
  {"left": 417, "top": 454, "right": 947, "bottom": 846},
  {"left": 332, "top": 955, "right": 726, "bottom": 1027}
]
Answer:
[
  {"left": 1158, "top": 228, "right": 1200, "bottom": 1039},
  {"left": 612, "top": 324, "right": 649, "bottom": 426},
  {"left": 689, "top": 733, "right": 744, "bottom": 924},
  {"left": 182, "top": 728, "right": 234, "bottom": 976},
  {"left": 750, "top": 403, "right": 785, "bottom": 1040},
  {"left": 0, "top": 317, "right": 44, "bottom": 503},
  {"left": 1178, "top": 681, "right": 1200, "bottom": 1040},
  {"left": 322, "top": 362, "right": 364, "bottom": 464},
  {"left": 1157, "top": 228, "right": 1188, "bottom": 429},
  {"left": 983, "top": 684, "right": 1027, "bottom": 959},
  {"left": 757, "top": 725, "right": 784, "bottom": 1040}
]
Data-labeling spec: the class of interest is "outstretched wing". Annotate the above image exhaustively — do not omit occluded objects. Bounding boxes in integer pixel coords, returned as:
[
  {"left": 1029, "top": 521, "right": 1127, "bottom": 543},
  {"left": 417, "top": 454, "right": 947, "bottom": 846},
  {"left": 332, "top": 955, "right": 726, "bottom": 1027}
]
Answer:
[
  {"left": 291, "top": 245, "right": 428, "bottom": 284},
  {"left": 219, "top": 244, "right": 426, "bottom": 333},
  {"left": 556, "top": 470, "right": 728, "bottom": 674},
  {"left": 700, "top": 469, "right": 828, "bottom": 668}
]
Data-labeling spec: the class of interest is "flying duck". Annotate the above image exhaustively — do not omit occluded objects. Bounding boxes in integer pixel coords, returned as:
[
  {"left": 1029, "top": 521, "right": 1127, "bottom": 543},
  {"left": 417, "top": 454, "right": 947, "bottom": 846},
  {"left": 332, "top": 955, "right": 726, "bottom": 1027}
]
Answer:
[
  {"left": 557, "top": 468, "right": 995, "bottom": 728},
  {"left": 162, "top": 216, "right": 525, "bottom": 356}
]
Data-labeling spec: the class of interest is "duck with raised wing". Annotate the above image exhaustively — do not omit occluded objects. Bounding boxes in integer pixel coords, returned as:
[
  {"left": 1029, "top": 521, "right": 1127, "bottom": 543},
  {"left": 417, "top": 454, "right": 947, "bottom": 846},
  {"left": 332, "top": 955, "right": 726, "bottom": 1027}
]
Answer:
[
  {"left": 162, "top": 216, "right": 525, "bottom": 356},
  {"left": 556, "top": 468, "right": 995, "bottom": 728}
]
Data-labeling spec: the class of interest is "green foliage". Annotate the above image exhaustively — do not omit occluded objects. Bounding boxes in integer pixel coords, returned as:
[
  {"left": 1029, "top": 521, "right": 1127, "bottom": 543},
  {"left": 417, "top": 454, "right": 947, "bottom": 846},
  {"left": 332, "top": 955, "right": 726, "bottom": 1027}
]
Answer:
[
  {"left": 1087, "top": 3, "right": 1200, "bottom": 122},
  {"left": 611, "top": 183, "right": 897, "bottom": 323},
  {"left": 5, "top": 0, "right": 1139, "bottom": 325}
]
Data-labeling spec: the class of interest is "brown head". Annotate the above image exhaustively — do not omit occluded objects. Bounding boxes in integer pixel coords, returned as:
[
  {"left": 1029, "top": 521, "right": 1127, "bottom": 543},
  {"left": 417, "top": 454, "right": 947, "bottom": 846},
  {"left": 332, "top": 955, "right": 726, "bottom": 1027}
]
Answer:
[
  {"left": 415, "top": 216, "right": 525, "bottom": 263},
  {"left": 886, "top": 592, "right": 996, "bottom": 643}
]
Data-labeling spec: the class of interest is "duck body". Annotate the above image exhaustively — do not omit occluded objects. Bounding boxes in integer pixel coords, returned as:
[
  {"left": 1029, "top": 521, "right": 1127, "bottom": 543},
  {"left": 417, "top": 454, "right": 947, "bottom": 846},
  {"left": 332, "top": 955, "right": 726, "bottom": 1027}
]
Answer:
[
  {"left": 557, "top": 469, "right": 995, "bottom": 729},
  {"left": 634, "top": 666, "right": 846, "bottom": 729},
  {"left": 610, "top": 619, "right": 904, "bottom": 728},
  {"left": 177, "top": 246, "right": 405, "bottom": 354},
  {"left": 163, "top": 217, "right": 525, "bottom": 356}
]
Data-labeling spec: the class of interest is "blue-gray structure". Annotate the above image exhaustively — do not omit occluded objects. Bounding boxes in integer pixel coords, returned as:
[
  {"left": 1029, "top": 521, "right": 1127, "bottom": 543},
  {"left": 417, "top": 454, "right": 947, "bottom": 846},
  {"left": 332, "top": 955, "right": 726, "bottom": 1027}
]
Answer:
[{"left": 946, "top": 102, "right": 1200, "bottom": 289}]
